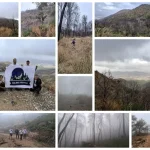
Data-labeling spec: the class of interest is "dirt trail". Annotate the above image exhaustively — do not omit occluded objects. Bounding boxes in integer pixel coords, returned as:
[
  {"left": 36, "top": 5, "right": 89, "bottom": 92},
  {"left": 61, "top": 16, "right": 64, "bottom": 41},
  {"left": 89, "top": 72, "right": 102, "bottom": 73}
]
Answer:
[
  {"left": 0, "top": 89, "right": 55, "bottom": 111},
  {"left": 0, "top": 133, "right": 42, "bottom": 147},
  {"left": 133, "top": 135, "right": 150, "bottom": 147}
]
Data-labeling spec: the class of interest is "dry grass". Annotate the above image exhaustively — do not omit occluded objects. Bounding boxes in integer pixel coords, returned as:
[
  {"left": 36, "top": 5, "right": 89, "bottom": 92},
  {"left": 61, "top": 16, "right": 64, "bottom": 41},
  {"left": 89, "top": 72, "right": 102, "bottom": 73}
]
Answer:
[
  {"left": 22, "top": 24, "right": 55, "bottom": 37},
  {"left": 58, "top": 37, "right": 92, "bottom": 74},
  {"left": 0, "top": 27, "right": 13, "bottom": 37}
]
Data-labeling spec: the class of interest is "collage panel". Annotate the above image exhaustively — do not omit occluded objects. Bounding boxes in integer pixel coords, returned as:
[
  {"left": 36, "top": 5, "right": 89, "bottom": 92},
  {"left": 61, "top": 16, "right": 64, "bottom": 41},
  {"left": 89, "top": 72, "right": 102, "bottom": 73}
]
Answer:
[
  {"left": 0, "top": 39, "right": 55, "bottom": 111},
  {"left": 95, "top": 39, "right": 150, "bottom": 111},
  {"left": 0, "top": 113, "right": 55, "bottom": 148},
  {"left": 0, "top": 2, "right": 18, "bottom": 37},
  {"left": 95, "top": 2, "right": 150, "bottom": 37},
  {"left": 58, "top": 113, "right": 129, "bottom": 148},
  {"left": 21, "top": 2, "right": 55, "bottom": 37},
  {"left": 58, "top": 76, "right": 92, "bottom": 111},
  {"left": 58, "top": 2, "right": 92, "bottom": 74},
  {"left": 132, "top": 113, "right": 150, "bottom": 148}
]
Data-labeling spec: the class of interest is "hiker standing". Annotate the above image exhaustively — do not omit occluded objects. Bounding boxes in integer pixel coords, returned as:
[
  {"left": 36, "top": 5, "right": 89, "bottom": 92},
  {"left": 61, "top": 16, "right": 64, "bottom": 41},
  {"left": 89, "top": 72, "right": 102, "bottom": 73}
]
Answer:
[
  {"left": 23, "top": 128, "right": 27, "bottom": 139},
  {"left": 9, "top": 129, "right": 13, "bottom": 140},
  {"left": 19, "top": 129, "right": 23, "bottom": 140},
  {"left": 15, "top": 128, "right": 19, "bottom": 139}
]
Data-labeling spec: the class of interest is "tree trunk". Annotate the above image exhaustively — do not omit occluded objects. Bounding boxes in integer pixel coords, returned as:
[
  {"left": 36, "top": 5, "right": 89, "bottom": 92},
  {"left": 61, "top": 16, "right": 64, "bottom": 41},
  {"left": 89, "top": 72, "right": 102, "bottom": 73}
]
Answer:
[
  {"left": 58, "top": 113, "right": 74, "bottom": 143},
  {"left": 58, "top": 3, "right": 67, "bottom": 41},
  {"left": 123, "top": 114, "right": 126, "bottom": 137},
  {"left": 72, "top": 114, "right": 78, "bottom": 146}
]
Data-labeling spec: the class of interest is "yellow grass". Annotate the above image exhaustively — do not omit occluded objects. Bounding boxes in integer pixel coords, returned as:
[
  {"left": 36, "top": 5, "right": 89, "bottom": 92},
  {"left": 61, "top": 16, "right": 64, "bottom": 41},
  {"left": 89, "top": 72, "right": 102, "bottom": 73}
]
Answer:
[
  {"left": 58, "top": 37, "right": 92, "bottom": 74},
  {"left": 0, "top": 27, "right": 13, "bottom": 37}
]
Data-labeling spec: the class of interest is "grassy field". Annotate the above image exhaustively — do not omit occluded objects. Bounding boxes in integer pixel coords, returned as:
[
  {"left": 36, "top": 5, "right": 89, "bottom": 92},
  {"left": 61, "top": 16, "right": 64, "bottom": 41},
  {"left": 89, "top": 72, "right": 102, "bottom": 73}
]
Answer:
[{"left": 58, "top": 37, "right": 92, "bottom": 74}]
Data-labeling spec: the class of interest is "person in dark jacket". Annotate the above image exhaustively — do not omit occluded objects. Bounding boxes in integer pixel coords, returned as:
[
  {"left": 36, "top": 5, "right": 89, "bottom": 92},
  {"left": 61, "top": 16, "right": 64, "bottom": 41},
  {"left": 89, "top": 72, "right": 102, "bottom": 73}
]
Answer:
[
  {"left": 0, "top": 75, "right": 5, "bottom": 91},
  {"left": 15, "top": 128, "right": 19, "bottom": 139},
  {"left": 30, "top": 74, "right": 42, "bottom": 94}
]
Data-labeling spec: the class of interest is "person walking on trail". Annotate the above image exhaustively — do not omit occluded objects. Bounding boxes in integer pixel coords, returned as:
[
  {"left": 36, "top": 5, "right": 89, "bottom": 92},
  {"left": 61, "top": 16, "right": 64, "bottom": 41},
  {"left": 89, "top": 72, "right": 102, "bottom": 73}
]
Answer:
[
  {"left": 71, "top": 38, "right": 76, "bottom": 48},
  {"left": 15, "top": 128, "right": 19, "bottom": 139},
  {"left": 23, "top": 128, "right": 27, "bottom": 139},
  {"left": 9, "top": 129, "right": 13, "bottom": 140},
  {"left": 19, "top": 129, "right": 23, "bottom": 140}
]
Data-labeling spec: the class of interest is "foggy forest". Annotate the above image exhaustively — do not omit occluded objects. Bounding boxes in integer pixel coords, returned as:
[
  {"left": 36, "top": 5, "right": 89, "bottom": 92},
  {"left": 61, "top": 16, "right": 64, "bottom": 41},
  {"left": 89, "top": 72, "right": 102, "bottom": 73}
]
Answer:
[
  {"left": 58, "top": 77, "right": 92, "bottom": 110},
  {"left": 0, "top": 113, "right": 55, "bottom": 147},
  {"left": 58, "top": 113, "right": 129, "bottom": 147}
]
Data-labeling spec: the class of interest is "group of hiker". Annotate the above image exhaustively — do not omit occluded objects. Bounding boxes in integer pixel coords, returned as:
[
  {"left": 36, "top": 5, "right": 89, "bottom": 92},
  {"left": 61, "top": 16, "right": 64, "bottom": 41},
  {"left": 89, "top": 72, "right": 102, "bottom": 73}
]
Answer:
[
  {"left": 0, "top": 58, "right": 42, "bottom": 94},
  {"left": 9, "top": 128, "right": 27, "bottom": 140}
]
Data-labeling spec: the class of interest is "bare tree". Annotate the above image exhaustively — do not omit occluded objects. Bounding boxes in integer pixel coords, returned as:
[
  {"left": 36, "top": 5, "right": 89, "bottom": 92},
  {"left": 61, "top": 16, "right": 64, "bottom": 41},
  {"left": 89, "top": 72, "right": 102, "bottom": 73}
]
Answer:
[
  {"left": 82, "top": 15, "right": 88, "bottom": 36},
  {"left": 58, "top": 3, "right": 67, "bottom": 41}
]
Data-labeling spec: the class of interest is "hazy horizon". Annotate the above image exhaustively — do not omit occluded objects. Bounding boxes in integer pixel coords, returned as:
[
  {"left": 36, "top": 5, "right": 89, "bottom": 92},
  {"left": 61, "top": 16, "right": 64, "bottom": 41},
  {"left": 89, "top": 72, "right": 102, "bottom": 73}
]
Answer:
[{"left": 0, "top": 39, "right": 55, "bottom": 66}]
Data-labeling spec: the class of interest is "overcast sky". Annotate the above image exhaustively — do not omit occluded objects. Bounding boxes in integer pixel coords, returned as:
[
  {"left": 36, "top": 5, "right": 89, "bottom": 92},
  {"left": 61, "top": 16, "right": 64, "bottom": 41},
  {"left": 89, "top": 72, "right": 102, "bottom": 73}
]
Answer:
[
  {"left": 58, "top": 76, "right": 92, "bottom": 96},
  {"left": 0, "top": 39, "right": 55, "bottom": 66},
  {"left": 133, "top": 113, "right": 150, "bottom": 124},
  {"left": 95, "top": 2, "right": 150, "bottom": 19},
  {"left": 77, "top": 2, "right": 92, "bottom": 22},
  {"left": 21, "top": 2, "right": 36, "bottom": 11},
  {"left": 0, "top": 2, "right": 18, "bottom": 19},
  {"left": 95, "top": 39, "right": 150, "bottom": 73}
]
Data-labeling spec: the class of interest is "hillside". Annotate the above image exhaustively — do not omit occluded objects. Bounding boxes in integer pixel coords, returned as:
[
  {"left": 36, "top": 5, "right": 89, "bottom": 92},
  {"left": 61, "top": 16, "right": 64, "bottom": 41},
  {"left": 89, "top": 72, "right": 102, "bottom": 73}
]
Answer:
[
  {"left": 0, "top": 18, "right": 18, "bottom": 37},
  {"left": 95, "top": 4, "right": 150, "bottom": 37},
  {"left": 21, "top": 4, "right": 55, "bottom": 37},
  {"left": 95, "top": 70, "right": 150, "bottom": 110}
]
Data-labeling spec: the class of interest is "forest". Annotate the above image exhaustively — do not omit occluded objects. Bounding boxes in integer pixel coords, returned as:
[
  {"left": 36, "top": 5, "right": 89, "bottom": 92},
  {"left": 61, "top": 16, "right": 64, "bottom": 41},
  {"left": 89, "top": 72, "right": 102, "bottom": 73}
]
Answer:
[
  {"left": 58, "top": 113, "right": 129, "bottom": 147},
  {"left": 0, "top": 113, "right": 55, "bottom": 147},
  {"left": 95, "top": 70, "right": 150, "bottom": 110},
  {"left": 132, "top": 114, "right": 150, "bottom": 147},
  {"left": 58, "top": 2, "right": 92, "bottom": 74},
  {"left": 58, "top": 76, "right": 92, "bottom": 110}
]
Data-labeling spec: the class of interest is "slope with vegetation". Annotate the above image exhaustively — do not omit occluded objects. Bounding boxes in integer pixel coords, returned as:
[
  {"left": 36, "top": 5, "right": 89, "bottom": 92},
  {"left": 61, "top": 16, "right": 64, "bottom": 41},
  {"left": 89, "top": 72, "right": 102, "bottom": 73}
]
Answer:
[
  {"left": 95, "top": 70, "right": 150, "bottom": 110},
  {"left": 0, "top": 18, "right": 18, "bottom": 37},
  {"left": 21, "top": 2, "right": 55, "bottom": 37},
  {"left": 95, "top": 4, "right": 150, "bottom": 37}
]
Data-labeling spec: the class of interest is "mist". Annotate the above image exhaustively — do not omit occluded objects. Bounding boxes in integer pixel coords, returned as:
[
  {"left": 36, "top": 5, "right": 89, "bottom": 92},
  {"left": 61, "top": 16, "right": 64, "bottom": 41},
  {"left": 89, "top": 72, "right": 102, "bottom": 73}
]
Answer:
[
  {"left": 58, "top": 113, "right": 129, "bottom": 147},
  {"left": 58, "top": 76, "right": 92, "bottom": 96},
  {"left": 58, "top": 77, "right": 92, "bottom": 110}
]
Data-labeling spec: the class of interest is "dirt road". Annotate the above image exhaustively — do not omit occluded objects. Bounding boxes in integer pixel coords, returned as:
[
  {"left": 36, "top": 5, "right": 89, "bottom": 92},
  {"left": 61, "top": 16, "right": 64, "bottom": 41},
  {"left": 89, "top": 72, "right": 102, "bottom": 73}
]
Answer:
[
  {"left": 0, "top": 133, "right": 42, "bottom": 147},
  {"left": 133, "top": 135, "right": 150, "bottom": 147}
]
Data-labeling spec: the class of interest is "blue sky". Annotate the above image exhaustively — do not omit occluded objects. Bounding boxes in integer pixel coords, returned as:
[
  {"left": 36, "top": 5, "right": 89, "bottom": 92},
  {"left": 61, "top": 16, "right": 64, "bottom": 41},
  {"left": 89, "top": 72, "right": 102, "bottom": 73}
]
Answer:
[
  {"left": 0, "top": 39, "right": 55, "bottom": 66},
  {"left": 133, "top": 113, "right": 150, "bottom": 124},
  {"left": 77, "top": 2, "right": 92, "bottom": 22},
  {"left": 0, "top": 2, "right": 18, "bottom": 19},
  {"left": 21, "top": 2, "right": 36, "bottom": 11},
  {"left": 95, "top": 2, "right": 150, "bottom": 19}
]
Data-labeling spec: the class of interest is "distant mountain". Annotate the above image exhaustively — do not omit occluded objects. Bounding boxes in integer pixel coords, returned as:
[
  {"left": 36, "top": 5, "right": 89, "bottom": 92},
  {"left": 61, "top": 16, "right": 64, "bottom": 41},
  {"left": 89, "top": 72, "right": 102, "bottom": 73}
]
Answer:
[
  {"left": 112, "top": 71, "right": 150, "bottom": 80},
  {"left": 0, "top": 62, "right": 11, "bottom": 72},
  {"left": 95, "top": 4, "right": 150, "bottom": 37}
]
